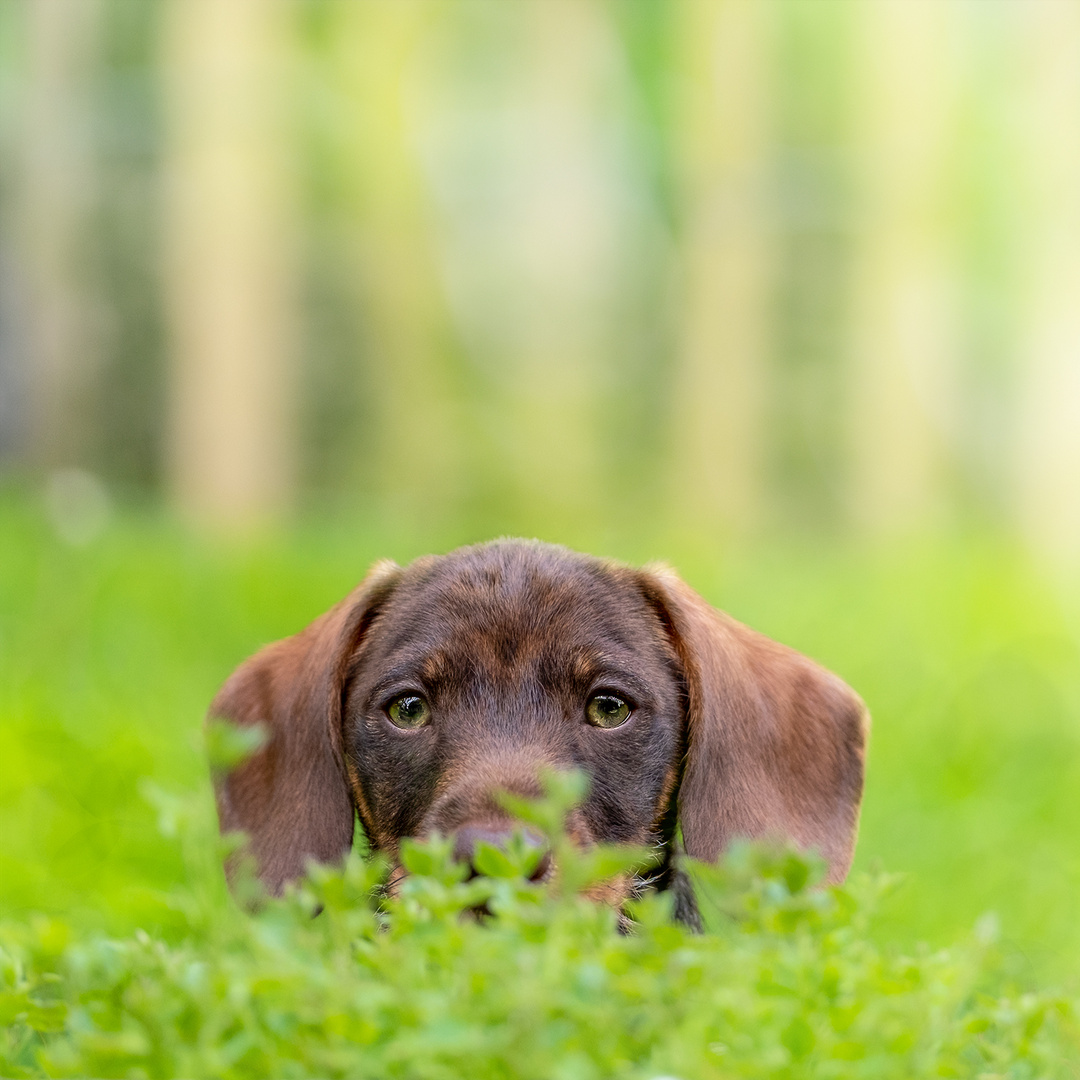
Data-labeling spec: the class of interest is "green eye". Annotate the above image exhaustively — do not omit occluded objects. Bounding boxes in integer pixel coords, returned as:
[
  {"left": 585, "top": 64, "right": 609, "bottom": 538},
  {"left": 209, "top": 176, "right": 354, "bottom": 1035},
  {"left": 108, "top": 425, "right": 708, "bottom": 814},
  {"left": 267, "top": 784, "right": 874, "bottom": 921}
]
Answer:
[
  {"left": 387, "top": 694, "right": 431, "bottom": 729},
  {"left": 585, "top": 694, "right": 631, "bottom": 729}
]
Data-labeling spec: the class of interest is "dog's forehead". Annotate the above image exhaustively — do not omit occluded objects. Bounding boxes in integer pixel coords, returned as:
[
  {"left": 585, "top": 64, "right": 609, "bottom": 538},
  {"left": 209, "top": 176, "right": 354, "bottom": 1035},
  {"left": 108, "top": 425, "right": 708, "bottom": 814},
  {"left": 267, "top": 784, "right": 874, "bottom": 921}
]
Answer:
[{"left": 371, "top": 541, "right": 660, "bottom": 663}]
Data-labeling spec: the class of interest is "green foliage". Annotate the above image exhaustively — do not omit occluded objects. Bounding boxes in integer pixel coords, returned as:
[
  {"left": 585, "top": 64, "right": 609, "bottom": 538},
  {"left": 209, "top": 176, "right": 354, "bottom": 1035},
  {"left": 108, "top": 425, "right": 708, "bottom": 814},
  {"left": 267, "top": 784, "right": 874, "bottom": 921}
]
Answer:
[
  {"left": 2, "top": 490, "right": 1079, "bottom": 1074},
  {"left": 204, "top": 720, "right": 269, "bottom": 775},
  {"left": 2, "top": 784, "right": 1077, "bottom": 1079}
]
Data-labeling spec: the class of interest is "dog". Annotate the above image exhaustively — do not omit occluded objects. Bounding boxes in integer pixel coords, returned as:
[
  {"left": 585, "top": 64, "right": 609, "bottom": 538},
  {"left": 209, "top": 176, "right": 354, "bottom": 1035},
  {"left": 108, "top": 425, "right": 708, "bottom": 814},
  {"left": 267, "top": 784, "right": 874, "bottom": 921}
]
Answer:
[{"left": 209, "top": 539, "right": 868, "bottom": 922}]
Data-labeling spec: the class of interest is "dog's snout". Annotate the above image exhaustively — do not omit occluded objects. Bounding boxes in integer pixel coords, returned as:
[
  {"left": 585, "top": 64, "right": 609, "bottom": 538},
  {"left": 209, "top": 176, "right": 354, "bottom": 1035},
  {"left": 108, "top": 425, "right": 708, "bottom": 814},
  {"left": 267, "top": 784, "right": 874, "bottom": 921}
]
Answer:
[{"left": 452, "top": 825, "right": 551, "bottom": 882}]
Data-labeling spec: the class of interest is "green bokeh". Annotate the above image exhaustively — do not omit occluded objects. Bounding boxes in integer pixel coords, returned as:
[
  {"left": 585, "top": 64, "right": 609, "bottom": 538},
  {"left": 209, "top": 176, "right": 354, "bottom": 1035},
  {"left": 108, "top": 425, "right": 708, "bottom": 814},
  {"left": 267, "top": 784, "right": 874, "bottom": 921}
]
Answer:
[{"left": 2, "top": 489, "right": 1077, "bottom": 989}]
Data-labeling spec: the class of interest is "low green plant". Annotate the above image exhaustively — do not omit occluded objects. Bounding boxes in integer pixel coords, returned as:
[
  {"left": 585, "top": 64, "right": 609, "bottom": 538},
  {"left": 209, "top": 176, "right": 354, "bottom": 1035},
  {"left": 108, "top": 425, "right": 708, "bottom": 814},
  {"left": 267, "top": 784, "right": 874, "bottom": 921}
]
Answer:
[
  {"left": 2, "top": 495, "right": 1078, "bottom": 1075},
  {"left": 2, "top": 774, "right": 1076, "bottom": 1079}
]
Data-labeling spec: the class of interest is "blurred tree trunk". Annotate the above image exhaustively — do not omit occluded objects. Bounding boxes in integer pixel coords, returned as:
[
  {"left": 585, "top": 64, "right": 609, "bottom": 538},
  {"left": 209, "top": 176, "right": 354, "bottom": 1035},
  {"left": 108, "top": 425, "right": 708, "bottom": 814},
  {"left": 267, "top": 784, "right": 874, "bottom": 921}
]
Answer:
[
  {"left": 1015, "top": 1, "right": 1080, "bottom": 573},
  {"left": 451, "top": 0, "right": 623, "bottom": 527},
  {"left": 490, "top": 0, "right": 616, "bottom": 526},
  {"left": 162, "top": 0, "right": 297, "bottom": 529},
  {"left": 324, "top": 0, "right": 461, "bottom": 520},
  {"left": 847, "top": 0, "right": 958, "bottom": 537},
  {"left": 668, "top": 0, "right": 774, "bottom": 539},
  {"left": 396, "top": 0, "right": 637, "bottom": 531},
  {"left": 22, "top": 0, "right": 102, "bottom": 470}
]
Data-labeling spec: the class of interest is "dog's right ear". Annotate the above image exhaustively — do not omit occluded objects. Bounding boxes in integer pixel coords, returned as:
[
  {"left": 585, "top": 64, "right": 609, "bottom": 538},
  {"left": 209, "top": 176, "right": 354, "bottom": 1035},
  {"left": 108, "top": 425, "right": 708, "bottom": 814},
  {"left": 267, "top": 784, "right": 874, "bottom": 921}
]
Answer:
[
  {"left": 207, "top": 560, "right": 400, "bottom": 895},
  {"left": 639, "top": 566, "right": 868, "bottom": 884}
]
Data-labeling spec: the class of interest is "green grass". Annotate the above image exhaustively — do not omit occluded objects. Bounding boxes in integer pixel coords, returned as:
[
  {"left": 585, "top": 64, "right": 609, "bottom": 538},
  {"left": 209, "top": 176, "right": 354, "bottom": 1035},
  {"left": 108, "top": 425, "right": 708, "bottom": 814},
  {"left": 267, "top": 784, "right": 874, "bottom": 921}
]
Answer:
[
  {"left": 5, "top": 814, "right": 1078, "bottom": 1079},
  {"left": 1, "top": 488, "right": 1078, "bottom": 1075}
]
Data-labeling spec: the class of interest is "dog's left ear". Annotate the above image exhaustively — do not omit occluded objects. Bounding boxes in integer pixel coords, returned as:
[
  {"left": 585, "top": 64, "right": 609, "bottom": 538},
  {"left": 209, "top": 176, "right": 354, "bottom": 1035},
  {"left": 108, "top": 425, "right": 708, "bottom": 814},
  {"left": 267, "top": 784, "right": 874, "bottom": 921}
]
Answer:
[
  {"left": 640, "top": 567, "right": 869, "bottom": 883},
  {"left": 208, "top": 560, "right": 400, "bottom": 894}
]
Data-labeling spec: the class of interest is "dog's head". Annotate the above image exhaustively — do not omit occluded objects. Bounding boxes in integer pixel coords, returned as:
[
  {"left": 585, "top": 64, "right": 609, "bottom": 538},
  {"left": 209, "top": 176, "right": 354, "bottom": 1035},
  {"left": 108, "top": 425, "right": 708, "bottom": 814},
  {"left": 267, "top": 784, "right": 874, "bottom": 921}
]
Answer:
[{"left": 210, "top": 541, "right": 868, "bottom": 896}]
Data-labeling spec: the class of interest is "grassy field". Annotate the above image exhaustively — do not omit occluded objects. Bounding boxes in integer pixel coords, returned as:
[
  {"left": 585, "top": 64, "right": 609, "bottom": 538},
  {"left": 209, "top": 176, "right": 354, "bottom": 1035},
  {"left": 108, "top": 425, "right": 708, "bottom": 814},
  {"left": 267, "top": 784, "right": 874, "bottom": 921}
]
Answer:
[{"left": 2, "top": 487, "right": 1078, "bottom": 1073}]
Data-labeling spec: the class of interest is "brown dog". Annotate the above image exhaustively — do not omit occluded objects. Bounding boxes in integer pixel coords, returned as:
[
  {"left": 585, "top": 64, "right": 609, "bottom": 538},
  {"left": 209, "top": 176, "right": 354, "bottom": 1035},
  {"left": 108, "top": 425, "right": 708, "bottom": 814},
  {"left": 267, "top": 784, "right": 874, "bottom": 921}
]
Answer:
[{"left": 209, "top": 540, "right": 868, "bottom": 921}]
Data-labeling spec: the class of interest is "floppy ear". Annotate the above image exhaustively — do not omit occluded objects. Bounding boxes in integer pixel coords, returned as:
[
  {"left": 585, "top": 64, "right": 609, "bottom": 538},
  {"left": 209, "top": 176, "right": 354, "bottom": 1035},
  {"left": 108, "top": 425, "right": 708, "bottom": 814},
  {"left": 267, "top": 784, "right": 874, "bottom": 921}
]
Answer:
[
  {"left": 641, "top": 567, "right": 869, "bottom": 883},
  {"left": 208, "top": 560, "right": 400, "bottom": 894}
]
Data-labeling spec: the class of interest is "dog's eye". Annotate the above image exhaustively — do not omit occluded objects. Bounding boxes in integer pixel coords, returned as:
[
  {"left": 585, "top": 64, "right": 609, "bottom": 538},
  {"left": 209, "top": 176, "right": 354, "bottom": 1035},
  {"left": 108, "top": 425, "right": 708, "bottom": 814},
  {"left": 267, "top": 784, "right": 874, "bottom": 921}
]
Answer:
[
  {"left": 585, "top": 693, "right": 631, "bottom": 729},
  {"left": 386, "top": 693, "right": 431, "bottom": 729}
]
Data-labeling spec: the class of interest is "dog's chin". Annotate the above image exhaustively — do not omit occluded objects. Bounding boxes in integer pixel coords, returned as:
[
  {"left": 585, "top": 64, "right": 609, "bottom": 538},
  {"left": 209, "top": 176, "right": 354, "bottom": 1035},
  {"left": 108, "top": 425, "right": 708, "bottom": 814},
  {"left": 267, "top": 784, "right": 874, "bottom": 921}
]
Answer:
[
  {"left": 582, "top": 872, "right": 634, "bottom": 907},
  {"left": 375, "top": 809, "right": 639, "bottom": 918},
  {"left": 381, "top": 855, "right": 638, "bottom": 923},
  {"left": 379, "top": 854, "right": 556, "bottom": 901},
  {"left": 382, "top": 862, "right": 408, "bottom": 899}
]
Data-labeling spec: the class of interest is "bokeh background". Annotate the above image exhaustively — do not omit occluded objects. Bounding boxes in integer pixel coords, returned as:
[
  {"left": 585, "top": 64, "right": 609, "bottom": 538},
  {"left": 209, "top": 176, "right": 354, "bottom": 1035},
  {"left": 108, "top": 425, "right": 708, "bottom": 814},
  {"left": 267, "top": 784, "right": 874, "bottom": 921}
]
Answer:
[{"left": 1, "top": 0, "right": 1078, "bottom": 985}]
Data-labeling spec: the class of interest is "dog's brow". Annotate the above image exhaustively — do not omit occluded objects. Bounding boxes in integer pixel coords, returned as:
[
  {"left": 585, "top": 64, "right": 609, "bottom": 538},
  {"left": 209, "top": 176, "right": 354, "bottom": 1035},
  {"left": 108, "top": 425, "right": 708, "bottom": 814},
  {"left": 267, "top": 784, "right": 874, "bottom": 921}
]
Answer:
[
  {"left": 588, "top": 667, "right": 653, "bottom": 701},
  {"left": 418, "top": 650, "right": 454, "bottom": 685},
  {"left": 360, "top": 652, "right": 461, "bottom": 699},
  {"left": 540, "top": 649, "right": 652, "bottom": 701}
]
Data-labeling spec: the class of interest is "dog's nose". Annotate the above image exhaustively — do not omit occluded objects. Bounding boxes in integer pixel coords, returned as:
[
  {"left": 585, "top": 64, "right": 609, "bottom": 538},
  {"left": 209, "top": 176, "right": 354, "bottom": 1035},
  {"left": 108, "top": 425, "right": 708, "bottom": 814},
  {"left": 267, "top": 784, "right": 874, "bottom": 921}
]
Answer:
[{"left": 452, "top": 825, "right": 551, "bottom": 882}]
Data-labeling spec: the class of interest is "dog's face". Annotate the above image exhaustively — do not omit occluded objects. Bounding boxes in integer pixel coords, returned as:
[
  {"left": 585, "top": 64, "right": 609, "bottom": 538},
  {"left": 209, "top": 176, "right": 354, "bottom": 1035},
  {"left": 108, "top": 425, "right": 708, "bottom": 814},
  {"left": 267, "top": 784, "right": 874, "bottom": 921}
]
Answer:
[
  {"left": 210, "top": 541, "right": 868, "bottom": 900},
  {"left": 343, "top": 546, "right": 684, "bottom": 858}
]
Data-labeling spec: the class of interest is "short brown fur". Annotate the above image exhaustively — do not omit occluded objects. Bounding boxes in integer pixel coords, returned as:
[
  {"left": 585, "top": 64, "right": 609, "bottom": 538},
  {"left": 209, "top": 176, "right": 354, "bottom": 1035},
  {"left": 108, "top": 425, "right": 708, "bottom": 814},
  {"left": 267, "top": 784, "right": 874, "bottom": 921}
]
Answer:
[{"left": 209, "top": 541, "right": 869, "bottom": 907}]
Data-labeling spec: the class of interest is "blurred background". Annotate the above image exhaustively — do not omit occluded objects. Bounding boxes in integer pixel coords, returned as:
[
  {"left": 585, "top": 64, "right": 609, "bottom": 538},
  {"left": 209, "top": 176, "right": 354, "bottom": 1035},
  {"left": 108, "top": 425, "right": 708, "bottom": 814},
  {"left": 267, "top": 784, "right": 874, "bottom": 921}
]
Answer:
[
  {"left": 1, "top": 0, "right": 1077, "bottom": 558},
  {"left": 1, "top": 0, "right": 1078, "bottom": 985}
]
